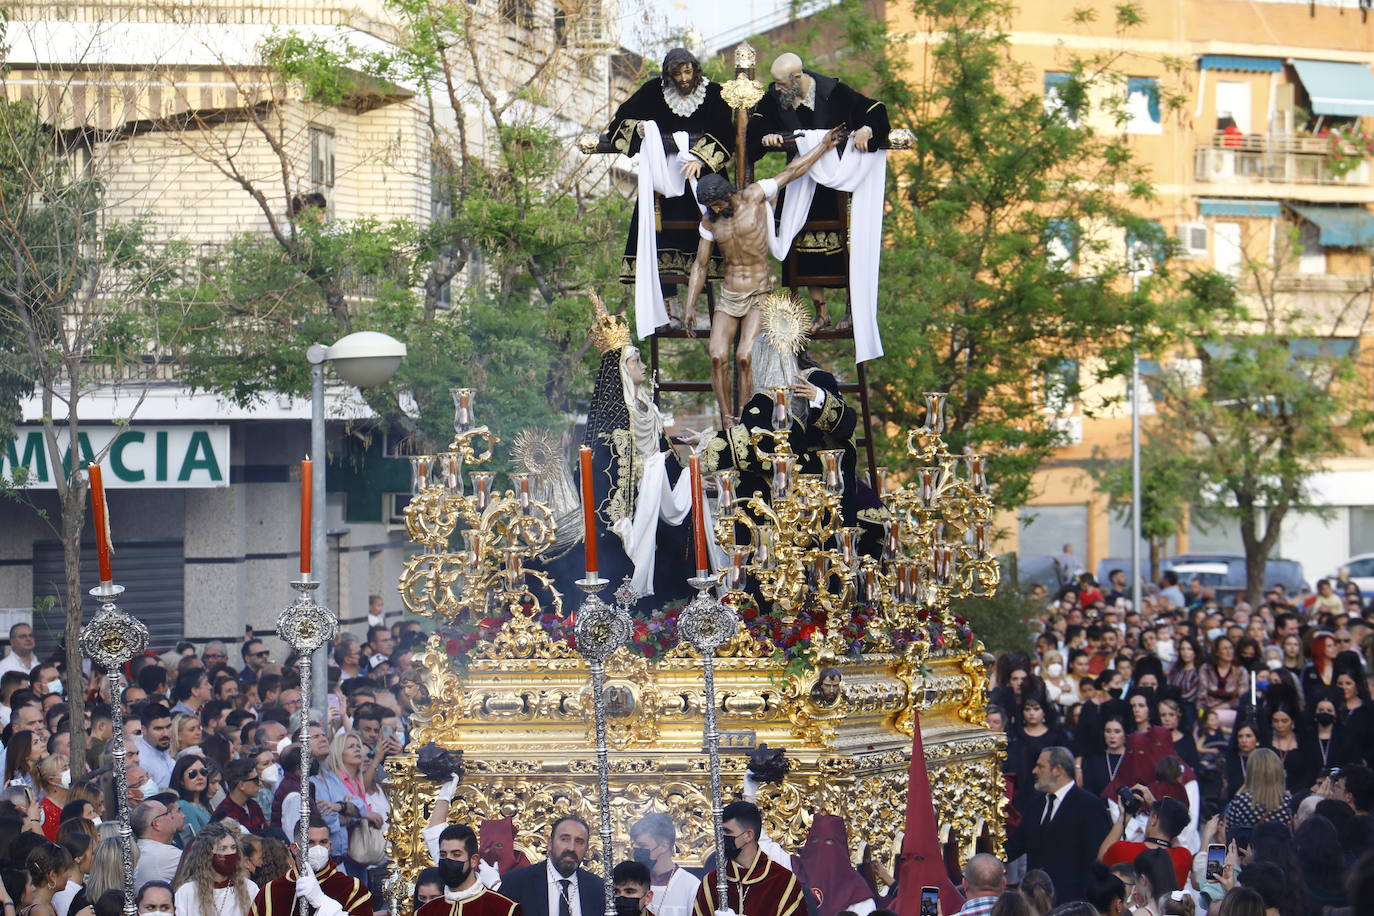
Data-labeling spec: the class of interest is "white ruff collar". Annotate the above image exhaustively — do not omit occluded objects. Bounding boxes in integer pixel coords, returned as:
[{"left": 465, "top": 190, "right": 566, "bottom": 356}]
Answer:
[
  {"left": 798, "top": 78, "right": 816, "bottom": 110},
  {"left": 445, "top": 882, "right": 484, "bottom": 903},
  {"left": 662, "top": 79, "right": 708, "bottom": 118}
]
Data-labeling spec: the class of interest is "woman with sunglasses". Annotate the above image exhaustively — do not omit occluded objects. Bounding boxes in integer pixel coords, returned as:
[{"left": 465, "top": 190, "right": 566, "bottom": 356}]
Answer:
[{"left": 170, "top": 756, "right": 214, "bottom": 847}]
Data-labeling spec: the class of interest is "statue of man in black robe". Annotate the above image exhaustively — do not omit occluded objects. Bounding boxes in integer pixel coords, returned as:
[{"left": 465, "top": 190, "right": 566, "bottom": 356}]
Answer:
[
  {"left": 607, "top": 48, "right": 736, "bottom": 328},
  {"left": 749, "top": 52, "right": 891, "bottom": 333}
]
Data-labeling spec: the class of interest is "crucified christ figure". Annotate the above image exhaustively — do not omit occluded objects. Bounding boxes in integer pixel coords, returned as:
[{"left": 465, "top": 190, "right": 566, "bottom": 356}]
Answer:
[{"left": 682, "top": 124, "right": 845, "bottom": 424}]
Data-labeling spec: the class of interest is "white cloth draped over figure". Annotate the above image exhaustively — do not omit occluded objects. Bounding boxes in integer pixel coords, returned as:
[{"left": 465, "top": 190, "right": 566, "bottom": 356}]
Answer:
[
  {"left": 598, "top": 340, "right": 727, "bottom": 596},
  {"left": 633, "top": 121, "right": 699, "bottom": 340}
]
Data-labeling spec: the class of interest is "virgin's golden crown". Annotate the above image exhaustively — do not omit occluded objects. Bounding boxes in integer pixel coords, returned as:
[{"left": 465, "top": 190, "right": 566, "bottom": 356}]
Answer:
[{"left": 589, "top": 292, "right": 631, "bottom": 354}]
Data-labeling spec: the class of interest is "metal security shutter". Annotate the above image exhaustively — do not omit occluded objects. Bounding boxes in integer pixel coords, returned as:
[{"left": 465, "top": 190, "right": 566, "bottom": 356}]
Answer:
[{"left": 31, "top": 540, "right": 185, "bottom": 656}]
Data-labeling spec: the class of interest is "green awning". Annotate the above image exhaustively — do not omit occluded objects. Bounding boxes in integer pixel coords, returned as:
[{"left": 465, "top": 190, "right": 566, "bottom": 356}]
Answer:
[
  {"left": 1200, "top": 55, "right": 1282, "bottom": 73},
  {"left": 1288, "top": 203, "right": 1374, "bottom": 247},
  {"left": 1292, "top": 59, "right": 1374, "bottom": 117},
  {"left": 1198, "top": 199, "right": 1282, "bottom": 218}
]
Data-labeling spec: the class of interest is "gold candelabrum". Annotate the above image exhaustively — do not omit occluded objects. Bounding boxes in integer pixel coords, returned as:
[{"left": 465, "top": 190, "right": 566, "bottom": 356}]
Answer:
[
  {"left": 385, "top": 390, "right": 1009, "bottom": 915},
  {"left": 715, "top": 391, "right": 1000, "bottom": 654},
  {"left": 399, "top": 388, "right": 565, "bottom": 652}
]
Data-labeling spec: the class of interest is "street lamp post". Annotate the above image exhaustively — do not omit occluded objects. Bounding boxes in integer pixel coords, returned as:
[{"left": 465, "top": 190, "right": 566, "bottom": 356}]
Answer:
[{"left": 304, "top": 331, "right": 407, "bottom": 722}]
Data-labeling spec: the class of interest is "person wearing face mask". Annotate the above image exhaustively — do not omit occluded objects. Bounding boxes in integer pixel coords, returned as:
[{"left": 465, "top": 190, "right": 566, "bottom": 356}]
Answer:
[
  {"left": 629, "top": 814, "right": 698, "bottom": 916},
  {"left": 134, "top": 882, "right": 175, "bottom": 916},
  {"left": 691, "top": 802, "right": 803, "bottom": 916},
  {"left": 1041, "top": 651, "right": 1078, "bottom": 708},
  {"left": 417, "top": 825, "right": 520, "bottom": 916},
  {"left": 173, "top": 823, "right": 258, "bottom": 916},
  {"left": 610, "top": 862, "right": 654, "bottom": 916},
  {"left": 1306, "top": 691, "right": 1351, "bottom": 776},
  {"left": 249, "top": 817, "right": 372, "bottom": 916},
  {"left": 34, "top": 756, "right": 70, "bottom": 841}
]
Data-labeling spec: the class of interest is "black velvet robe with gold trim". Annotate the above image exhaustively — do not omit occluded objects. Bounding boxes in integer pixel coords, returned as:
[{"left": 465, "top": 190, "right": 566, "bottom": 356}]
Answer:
[
  {"left": 747, "top": 72, "right": 891, "bottom": 286},
  {"left": 702, "top": 370, "right": 883, "bottom": 558},
  {"left": 608, "top": 79, "right": 735, "bottom": 289},
  {"left": 532, "top": 349, "right": 694, "bottom": 608}
]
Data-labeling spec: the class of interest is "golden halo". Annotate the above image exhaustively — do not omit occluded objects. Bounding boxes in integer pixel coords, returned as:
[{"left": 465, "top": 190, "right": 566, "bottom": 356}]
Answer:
[{"left": 759, "top": 291, "right": 811, "bottom": 355}]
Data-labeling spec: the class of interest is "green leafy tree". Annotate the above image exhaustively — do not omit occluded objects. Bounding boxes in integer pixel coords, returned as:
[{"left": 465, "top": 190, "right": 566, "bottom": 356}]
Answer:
[
  {"left": 1131, "top": 236, "right": 1374, "bottom": 604},
  {"left": 168, "top": 6, "right": 629, "bottom": 452},
  {"left": 731, "top": 0, "right": 1185, "bottom": 509},
  {"left": 1087, "top": 439, "right": 1191, "bottom": 582},
  {"left": 0, "top": 88, "right": 194, "bottom": 780}
]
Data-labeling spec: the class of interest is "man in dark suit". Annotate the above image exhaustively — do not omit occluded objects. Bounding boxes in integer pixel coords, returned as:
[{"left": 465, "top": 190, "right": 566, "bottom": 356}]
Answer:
[
  {"left": 498, "top": 816, "right": 606, "bottom": 916},
  {"left": 1004, "top": 746, "right": 1111, "bottom": 903}
]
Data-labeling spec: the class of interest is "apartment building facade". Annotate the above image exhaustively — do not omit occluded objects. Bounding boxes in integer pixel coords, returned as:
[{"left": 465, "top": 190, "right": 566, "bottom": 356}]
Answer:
[
  {"left": 880, "top": 0, "right": 1374, "bottom": 588},
  {"left": 0, "top": 0, "right": 618, "bottom": 650}
]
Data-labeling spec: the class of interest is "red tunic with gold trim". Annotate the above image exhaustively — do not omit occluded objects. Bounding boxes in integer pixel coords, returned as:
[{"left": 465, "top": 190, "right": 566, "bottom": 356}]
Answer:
[
  {"left": 417, "top": 886, "right": 522, "bottom": 916},
  {"left": 248, "top": 862, "right": 373, "bottom": 916},
  {"left": 692, "top": 854, "right": 804, "bottom": 916}
]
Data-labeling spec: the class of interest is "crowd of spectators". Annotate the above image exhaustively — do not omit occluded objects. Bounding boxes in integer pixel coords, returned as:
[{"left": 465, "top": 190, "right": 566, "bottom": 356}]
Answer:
[
  {"left": 980, "top": 565, "right": 1374, "bottom": 916},
  {"left": 0, "top": 596, "right": 429, "bottom": 916}
]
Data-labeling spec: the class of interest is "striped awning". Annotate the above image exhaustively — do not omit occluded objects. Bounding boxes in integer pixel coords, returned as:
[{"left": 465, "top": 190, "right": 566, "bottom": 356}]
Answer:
[
  {"left": 1200, "top": 55, "right": 1283, "bottom": 73},
  {"left": 1, "top": 67, "right": 283, "bottom": 131}
]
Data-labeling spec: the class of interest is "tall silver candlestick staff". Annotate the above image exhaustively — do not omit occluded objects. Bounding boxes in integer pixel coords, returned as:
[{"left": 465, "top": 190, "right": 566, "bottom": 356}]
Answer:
[
  {"left": 570, "top": 576, "right": 635, "bottom": 916},
  {"left": 79, "top": 583, "right": 148, "bottom": 916},
  {"left": 277, "top": 575, "right": 338, "bottom": 913},
  {"left": 678, "top": 575, "right": 739, "bottom": 916}
]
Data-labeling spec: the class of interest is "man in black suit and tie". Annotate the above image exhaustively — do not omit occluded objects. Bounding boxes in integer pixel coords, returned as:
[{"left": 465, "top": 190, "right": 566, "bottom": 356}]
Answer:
[
  {"left": 1004, "top": 746, "right": 1111, "bottom": 903},
  {"left": 498, "top": 816, "right": 607, "bottom": 916}
]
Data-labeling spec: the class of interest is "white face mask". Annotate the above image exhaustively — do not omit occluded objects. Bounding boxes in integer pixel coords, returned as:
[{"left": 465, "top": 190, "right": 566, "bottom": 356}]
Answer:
[
  {"left": 47, "top": 679, "right": 63, "bottom": 697},
  {"left": 91, "top": 817, "right": 101, "bottom": 827},
  {"left": 58, "top": 770, "right": 70, "bottom": 789},
  {"left": 1266, "top": 658, "right": 1283, "bottom": 671},
  {"left": 139, "top": 778, "right": 158, "bottom": 798},
  {"left": 306, "top": 845, "right": 330, "bottom": 873},
  {"left": 1206, "top": 628, "right": 1224, "bottom": 642},
  {"left": 1046, "top": 663, "right": 1063, "bottom": 678},
  {"left": 260, "top": 764, "right": 283, "bottom": 787}
]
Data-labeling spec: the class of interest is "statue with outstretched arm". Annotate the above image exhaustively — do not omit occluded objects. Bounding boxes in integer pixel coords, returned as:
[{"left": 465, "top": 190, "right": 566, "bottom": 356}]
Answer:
[{"left": 682, "top": 124, "right": 846, "bottom": 425}]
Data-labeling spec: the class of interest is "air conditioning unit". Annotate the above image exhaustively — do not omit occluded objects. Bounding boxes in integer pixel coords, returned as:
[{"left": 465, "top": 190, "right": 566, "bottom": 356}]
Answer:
[
  {"left": 1200, "top": 148, "right": 1236, "bottom": 181},
  {"left": 1176, "top": 221, "right": 1209, "bottom": 258}
]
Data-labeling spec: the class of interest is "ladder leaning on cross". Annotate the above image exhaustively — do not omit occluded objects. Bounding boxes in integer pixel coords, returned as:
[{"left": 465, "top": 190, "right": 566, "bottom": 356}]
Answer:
[{"left": 577, "top": 42, "right": 913, "bottom": 489}]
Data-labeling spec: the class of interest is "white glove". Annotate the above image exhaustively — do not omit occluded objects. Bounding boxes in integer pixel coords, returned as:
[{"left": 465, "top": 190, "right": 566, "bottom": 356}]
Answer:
[
  {"left": 296, "top": 867, "right": 326, "bottom": 907},
  {"left": 438, "top": 774, "right": 460, "bottom": 803},
  {"left": 297, "top": 867, "right": 343, "bottom": 916},
  {"left": 742, "top": 773, "right": 761, "bottom": 801}
]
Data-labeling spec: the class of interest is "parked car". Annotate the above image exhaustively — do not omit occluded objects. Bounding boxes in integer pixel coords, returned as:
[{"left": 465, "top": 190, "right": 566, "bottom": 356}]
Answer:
[
  {"left": 1321, "top": 553, "right": 1374, "bottom": 596},
  {"left": 1162, "top": 553, "right": 1308, "bottom": 606}
]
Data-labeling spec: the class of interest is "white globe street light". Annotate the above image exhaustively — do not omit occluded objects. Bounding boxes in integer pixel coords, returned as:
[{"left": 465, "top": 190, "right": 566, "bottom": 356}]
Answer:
[{"left": 304, "top": 331, "right": 407, "bottom": 720}]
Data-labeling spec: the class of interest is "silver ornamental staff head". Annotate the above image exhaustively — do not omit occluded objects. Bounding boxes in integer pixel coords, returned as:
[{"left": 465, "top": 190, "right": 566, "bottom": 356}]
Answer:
[
  {"left": 277, "top": 584, "right": 339, "bottom": 652},
  {"left": 573, "top": 593, "right": 631, "bottom": 663},
  {"left": 679, "top": 590, "right": 737, "bottom": 654},
  {"left": 80, "top": 587, "right": 149, "bottom": 669}
]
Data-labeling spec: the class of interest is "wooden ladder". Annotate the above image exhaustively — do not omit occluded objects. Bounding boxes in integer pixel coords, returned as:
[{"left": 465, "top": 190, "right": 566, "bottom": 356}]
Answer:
[{"left": 648, "top": 318, "right": 880, "bottom": 490}]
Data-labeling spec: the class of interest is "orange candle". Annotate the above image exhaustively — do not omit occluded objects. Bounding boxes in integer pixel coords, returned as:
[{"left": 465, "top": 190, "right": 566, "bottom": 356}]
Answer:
[
  {"left": 689, "top": 453, "right": 708, "bottom": 574},
  {"left": 300, "top": 457, "right": 312, "bottom": 574},
  {"left": 87, "top": 463, "right": 112, "bottom": 582},
  {"left": 579, "top": 446, "right": 598, "bottom": 577}
]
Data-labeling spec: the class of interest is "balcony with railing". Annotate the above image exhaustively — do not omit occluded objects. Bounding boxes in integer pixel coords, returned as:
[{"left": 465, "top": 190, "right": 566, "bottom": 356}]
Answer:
[{"left": 1194, "top": 131, "right": 1370, "bottom": 188}]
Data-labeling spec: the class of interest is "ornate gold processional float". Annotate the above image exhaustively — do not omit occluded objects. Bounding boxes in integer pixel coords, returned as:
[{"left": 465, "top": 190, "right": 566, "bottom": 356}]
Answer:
[{"left": 382, "top": 375, "right": 1009, "bottom": 910}]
